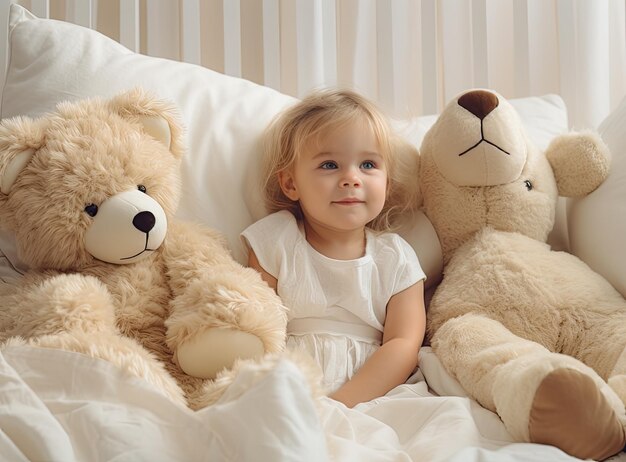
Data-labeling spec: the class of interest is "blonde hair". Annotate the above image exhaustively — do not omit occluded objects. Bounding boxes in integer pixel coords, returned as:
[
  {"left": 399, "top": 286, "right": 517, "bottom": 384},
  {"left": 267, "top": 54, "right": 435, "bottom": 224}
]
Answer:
[{"left": 261, "top": 88, "right": 418, "bottom": 232}]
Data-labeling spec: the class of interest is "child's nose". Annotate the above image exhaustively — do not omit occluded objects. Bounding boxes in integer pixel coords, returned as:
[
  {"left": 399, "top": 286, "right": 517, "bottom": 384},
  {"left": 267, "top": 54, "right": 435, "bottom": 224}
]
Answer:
[{"left": 341, "top": 168, "right": 362, "bottom": 187}]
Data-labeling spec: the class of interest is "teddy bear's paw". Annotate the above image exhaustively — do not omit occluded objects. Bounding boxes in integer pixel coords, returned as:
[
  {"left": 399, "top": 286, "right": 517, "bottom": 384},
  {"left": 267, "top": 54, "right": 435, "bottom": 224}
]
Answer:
[
  {"left": 214, "top": 286, "right": 288, "bottom": 353},
  {"left": 16, "top": 273, "right": 116, "bottom": 338},
  {"left": 528, "top": 368, "right": 626, "bottom": 460},
  {"left": 175, "top": 327, "right": 265, "bottom": 380},
  {"left": 166, "top": 280, "right": 287, "bottom": 357},
  {"left": 188, "top": 349, "right": 325, "bottom": 410},
  {"left": 208, "top": 286, "right": 288, "bottom": 353}
]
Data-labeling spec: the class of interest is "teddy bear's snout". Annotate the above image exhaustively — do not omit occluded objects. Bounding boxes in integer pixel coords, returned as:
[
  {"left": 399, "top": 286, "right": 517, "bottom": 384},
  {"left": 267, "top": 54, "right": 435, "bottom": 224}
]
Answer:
[
  {"left": 84, "top": 189, "right": 168, "bottom": 265},
  {"left": 426, "top": 89, "right": 527, "bottom": 187},
  {"left": 457, "top": 90, "right": 499, "bottom": 120},
  {"left": 133, "top": 211, "right": 156, "bottom": 233}
]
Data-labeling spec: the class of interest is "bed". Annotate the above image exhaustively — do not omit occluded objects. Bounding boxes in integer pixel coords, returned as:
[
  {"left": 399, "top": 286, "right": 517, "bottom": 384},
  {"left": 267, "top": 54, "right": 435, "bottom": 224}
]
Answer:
[{"left": 1, "top": 4, "right": 626, "bottom": 461}]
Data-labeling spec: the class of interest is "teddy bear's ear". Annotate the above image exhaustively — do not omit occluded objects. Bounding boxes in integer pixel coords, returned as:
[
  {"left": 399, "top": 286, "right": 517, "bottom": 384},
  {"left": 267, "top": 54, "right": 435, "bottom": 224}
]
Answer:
[
  {"left": 0, "top": 116, "right": 44, "bottom": 195},
  {"left": 108, "top": 87, "right": 184, "bottom": 159},
  {"left": 545, "top": 131, "right": 611, "bottom": 197},
  {"left": 135, "top": 115, "right": 172, "bottom": 151}
]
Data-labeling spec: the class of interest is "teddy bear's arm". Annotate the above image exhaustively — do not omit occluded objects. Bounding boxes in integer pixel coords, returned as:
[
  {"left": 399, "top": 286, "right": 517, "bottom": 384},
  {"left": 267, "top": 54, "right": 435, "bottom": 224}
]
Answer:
[{"left": 161, "top": 219, "right": 287, "bottom": 379}]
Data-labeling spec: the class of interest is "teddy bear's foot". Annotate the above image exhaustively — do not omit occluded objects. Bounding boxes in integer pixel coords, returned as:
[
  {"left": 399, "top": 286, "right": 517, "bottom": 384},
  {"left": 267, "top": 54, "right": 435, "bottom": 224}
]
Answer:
[
  {"left": 489, "top": 348, "right": 626, "bottom": 460},
  {"left": 176, "top": 327, "right": 264, "bottom": 379},
  {"left": 528, "top": 368, "right": 626, "bottom": 460}
]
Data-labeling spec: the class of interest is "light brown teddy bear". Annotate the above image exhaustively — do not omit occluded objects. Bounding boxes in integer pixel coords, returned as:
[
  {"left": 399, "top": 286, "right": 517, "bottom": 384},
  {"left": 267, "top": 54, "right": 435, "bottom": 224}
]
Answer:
[
  {"left": 0, "top": 89, "right": 288, "bottom": 409},
  {"left": 420, "top": 89, "right": 626, "bottom": 460}
]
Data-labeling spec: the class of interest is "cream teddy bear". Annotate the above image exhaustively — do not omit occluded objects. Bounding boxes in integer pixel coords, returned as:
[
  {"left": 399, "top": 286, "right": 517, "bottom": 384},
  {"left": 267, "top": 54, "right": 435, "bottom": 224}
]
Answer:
[
  {"left": 0, "top": 89, "right": 288, "bottom": 409},
  {"left": 420, "top": 89, "right": 626, "bottom": 460}
]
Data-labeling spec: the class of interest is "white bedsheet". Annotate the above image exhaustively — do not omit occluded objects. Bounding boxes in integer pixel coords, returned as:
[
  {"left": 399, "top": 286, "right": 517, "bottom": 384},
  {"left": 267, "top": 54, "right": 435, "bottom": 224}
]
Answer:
[
  {"left": 0, "top": 346, "right": 326, "bottom": 462},
  {"left": 0, "top": 345, "right": 622, "bottom": 462}
]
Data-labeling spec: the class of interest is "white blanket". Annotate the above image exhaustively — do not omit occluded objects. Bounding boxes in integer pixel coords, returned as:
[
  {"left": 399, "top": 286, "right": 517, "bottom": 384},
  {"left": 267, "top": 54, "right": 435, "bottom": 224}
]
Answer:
[{"left": 0, "top": 346, "right": 621, "bottom": 462}]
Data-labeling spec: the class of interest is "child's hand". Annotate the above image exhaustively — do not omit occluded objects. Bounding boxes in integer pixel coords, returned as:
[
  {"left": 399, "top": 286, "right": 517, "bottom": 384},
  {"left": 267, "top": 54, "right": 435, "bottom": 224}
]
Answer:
[
  {"left": 328, "top": 389, "right": 358, "bottom": 408},
  {"left": 329, "top": 386, "right": 359, "bottom": 408}
]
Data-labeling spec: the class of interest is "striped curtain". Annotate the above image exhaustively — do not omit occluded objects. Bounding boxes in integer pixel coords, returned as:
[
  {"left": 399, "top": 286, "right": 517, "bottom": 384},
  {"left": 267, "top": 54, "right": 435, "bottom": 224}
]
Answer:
[{"left": 14, "top": 0, "right": 626, "bottom": 128}]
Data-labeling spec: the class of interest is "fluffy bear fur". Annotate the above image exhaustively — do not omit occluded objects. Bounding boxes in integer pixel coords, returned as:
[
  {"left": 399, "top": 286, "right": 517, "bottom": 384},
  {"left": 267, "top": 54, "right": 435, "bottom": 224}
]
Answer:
[
  {"left": 419, "top": 89, "right": 626, "bottom": 460},
  {"left": 0, "top": 89, "right": 294, "bottom": 409}
]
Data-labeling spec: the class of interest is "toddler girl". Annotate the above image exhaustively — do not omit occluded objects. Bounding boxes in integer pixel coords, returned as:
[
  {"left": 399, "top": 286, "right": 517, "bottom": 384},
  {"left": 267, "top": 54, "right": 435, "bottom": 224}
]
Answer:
[{"left": 242, "top": 89, "right": 426, "bottom": 408}]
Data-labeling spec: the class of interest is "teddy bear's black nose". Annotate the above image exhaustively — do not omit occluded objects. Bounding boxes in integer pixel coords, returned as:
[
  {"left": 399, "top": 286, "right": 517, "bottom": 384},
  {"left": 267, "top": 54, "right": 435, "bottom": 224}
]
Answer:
[
  {"left": 458, "top": 90, "right": 499, "bottom": 120},
  {"left": 133, "top": 211, "right": 156, "bottom": 233}
]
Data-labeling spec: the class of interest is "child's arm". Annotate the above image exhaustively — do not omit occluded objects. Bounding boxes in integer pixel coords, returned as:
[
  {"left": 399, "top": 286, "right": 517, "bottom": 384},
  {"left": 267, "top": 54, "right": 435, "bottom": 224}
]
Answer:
[
  {"left": 248, "top": 249, "right": 278, "bottom": 291},
  {"left": 330, "top": 280, "right": 426, "bottom": 408}
]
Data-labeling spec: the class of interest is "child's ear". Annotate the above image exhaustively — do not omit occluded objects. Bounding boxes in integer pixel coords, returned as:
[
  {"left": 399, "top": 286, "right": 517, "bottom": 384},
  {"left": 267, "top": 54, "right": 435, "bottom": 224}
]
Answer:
[{"left": 278, "top": 170, "right": 299, "bottom": 201}]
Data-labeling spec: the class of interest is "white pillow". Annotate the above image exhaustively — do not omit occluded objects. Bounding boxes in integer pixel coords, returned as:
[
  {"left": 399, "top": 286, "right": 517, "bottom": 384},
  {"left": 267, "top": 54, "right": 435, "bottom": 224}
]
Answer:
[
  {"left": 0, "top": 4, "right": 569, "bottom": 285},
  {"left": 568, "top": 96, "right": 626, "bottom": 297},
  {"left": 2, "top": 5, "right": 295, "bottom": 268}
]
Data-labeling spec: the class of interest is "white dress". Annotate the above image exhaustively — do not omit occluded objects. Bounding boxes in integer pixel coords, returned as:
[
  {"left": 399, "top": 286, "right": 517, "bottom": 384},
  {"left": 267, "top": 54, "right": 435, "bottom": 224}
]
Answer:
[{"left": 241, "top": 210, "right": 425, "bottom": 392}]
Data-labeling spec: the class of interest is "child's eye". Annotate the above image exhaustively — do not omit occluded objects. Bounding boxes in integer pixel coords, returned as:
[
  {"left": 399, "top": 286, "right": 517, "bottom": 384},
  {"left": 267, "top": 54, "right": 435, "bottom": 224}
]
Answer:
[
  {"left": 320, "top": 161, "right": 338, "bottom": 169},
  {"left": 361, "top": 161, "right": 376, "bottom": 169}
]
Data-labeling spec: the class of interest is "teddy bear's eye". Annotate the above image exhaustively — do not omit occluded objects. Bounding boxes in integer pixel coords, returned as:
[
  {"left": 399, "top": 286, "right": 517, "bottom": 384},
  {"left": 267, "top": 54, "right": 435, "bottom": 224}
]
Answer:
[
  {"left": 138, "top": 185, "right": 147, "bottom": 193},
  {"left": 524, "top": 180, "right": 533, "bottom": 191},
  {"left": 84, "top": 204, "right": 98, "bottom": 217}
]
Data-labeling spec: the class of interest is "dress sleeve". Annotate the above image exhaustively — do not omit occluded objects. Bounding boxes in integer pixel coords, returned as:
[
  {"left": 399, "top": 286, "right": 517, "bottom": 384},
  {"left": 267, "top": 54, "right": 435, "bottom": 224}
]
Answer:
[
  {"left": 240, "top": 210, "right": 297, "bottom": 278},
  {"left": 391, "top": 234, "right": 427, "bottom": 295}
]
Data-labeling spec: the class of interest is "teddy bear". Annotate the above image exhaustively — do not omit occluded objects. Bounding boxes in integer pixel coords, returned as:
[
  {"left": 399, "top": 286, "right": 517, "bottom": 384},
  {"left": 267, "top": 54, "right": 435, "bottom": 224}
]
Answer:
[
  {"left": 418, "top": 89, "right": 626, "bottom": 460},
  {"left": 0, "top": 88, "right": 289, "bottom": 409}
]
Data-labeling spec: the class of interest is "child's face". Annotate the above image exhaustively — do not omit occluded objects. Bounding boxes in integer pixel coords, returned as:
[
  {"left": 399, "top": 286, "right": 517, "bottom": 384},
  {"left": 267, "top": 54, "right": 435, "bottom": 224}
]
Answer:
[{"left": 279, "top": 118, "right": 387, "bottom": 233}]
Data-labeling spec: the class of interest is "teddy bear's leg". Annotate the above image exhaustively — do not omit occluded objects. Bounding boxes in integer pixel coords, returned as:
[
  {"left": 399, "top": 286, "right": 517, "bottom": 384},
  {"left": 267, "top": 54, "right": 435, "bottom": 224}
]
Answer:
[
  {"left": 9, "top": 331, "right": 187, "bottom": 407},
  {"left": 432, "top": 313, "right": 626, "bottom": 461},
  {"left": 0, "top": 273, "right": 117, "bottom": 340},
  {"left": 556, "top": 316, "right": 626, "bottom": 412},
  {"left": 165, "top": 269, "right": 288, "bottom": 379},
  {"left": 0, "top": 273, "right": 187, "bottom": 406}
]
